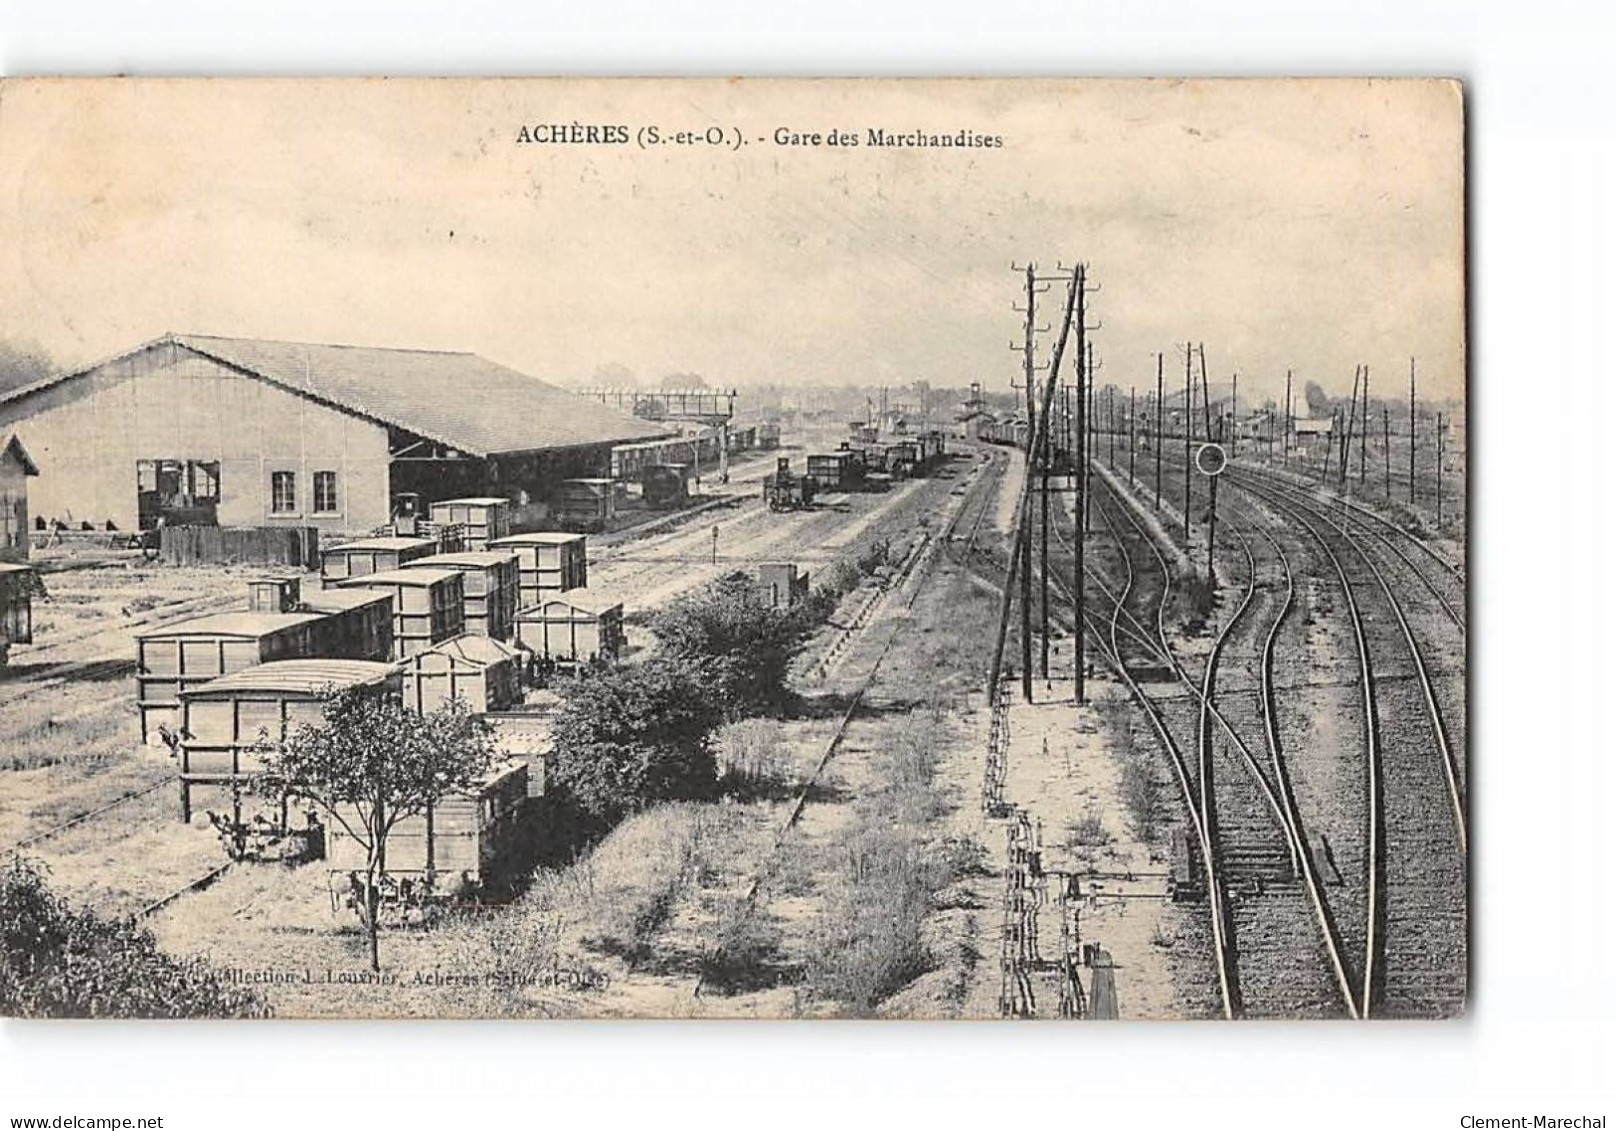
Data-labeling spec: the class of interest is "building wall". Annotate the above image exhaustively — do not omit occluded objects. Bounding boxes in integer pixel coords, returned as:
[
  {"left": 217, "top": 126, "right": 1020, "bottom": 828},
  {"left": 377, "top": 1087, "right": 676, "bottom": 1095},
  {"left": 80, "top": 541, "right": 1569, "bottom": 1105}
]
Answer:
[
  {"left": 0, "top": 343, "right": 391, "bottom": 534},
  {"left": 0, "top": 454, "right": 28, "bottom": 562}
]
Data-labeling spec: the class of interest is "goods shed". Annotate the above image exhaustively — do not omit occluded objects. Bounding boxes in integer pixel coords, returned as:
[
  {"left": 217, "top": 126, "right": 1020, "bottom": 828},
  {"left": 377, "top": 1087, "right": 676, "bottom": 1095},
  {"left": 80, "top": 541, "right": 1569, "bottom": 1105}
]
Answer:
[
  {"left": 514, "top": 589, "right": 624, "bottom": 667},
  {"left": 0, "top": 333, "right": 669, "bottom": 536},
  {"left": 403, "top": 550, "right": 519, "bottom": 640},
  {"left": 175, "top": 659, "right": 400, "bottom": 822}
]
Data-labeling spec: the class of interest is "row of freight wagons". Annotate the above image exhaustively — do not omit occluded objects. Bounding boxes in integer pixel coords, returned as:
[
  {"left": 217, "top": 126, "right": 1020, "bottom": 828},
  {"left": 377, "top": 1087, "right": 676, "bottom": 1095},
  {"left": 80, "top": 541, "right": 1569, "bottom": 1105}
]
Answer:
[
  {"left": 137, "top": 531, "right": 615, "bottom": 743},
  {"left": 172, "top": 655, "right": 534, "bottom": 892}
]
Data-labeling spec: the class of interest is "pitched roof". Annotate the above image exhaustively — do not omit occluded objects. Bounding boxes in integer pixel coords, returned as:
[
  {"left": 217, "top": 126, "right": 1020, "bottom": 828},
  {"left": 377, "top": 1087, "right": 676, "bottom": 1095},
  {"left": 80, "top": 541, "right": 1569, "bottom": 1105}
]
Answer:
[
  {"left": 0, "top": 334, "right": 669, "bottom": 458},
  {"left": 2, "top": 434, "right": 38, "bottom": 475}
]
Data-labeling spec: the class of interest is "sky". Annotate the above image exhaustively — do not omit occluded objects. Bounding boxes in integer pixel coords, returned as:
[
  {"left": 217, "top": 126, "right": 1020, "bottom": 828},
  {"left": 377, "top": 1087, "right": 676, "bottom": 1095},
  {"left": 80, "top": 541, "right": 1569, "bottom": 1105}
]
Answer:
[{"left": 0, "top": 78, "right": 1465, "bottom": 406}]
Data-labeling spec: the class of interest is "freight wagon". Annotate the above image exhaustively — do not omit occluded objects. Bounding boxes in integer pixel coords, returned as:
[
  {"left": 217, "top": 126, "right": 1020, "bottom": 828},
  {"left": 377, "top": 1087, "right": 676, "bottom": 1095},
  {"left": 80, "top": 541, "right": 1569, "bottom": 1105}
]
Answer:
[
  {"left": 137, "top": 610, "right": 341, "bottom": 744},
  {"left": 555, "top": 478, "right": 618, "bottom": 532},
  {"left": 427, "top": 497, "right": 512, "bottom": 551},
  {"left": 335, "top": 568, "right": 466, "bottom": 660},
  {"left": 297, "top": 588, "right": 396, "bottom": 663},
  {"left": 403, "top": 551, "right": 520, "bottom": 641},
  {"left": 489, "top": 532, "right": 589, "bottom": 605},
  {"left": 806, "top": 451, "right": 865, "bottom": 493},
  {"left": 399, "top": 634, "right": 524, "bottom": 715},
  {"left": 757, "top": 422, "right": 781, "bottom": 450},
  {"left": 0, "top": 562, "right": 36, "bottom": 666},
  {"left": 514, "top": 590, "right": 624, "bottom": 667},
  {"left": 320, "top": 536, "right": 438, "bottom": 585},
  {"left": 325, "top": 761, "right": 530, "bottom": 896},
  {"left": 175, "top": 658, "right": 401, "bottom": 821},
  {"left": 642, "top": 463, "right": 691, "bottom": 509}
]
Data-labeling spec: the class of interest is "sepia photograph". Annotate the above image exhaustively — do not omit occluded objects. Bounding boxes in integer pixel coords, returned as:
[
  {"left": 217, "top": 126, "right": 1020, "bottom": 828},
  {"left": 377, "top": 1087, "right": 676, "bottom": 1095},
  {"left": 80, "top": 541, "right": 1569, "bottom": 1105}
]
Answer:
[{"left": 0, "top": 76, "right": 1469, "bottom": 1022}]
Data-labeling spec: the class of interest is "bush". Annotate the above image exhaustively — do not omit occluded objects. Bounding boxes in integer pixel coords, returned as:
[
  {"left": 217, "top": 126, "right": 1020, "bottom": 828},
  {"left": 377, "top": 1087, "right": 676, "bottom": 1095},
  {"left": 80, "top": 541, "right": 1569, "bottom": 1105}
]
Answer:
[
  {"left": 548, "top": 658, "right": 722, "bottom": 826},
  {"left": 649, "top": 573, "right": 818, "bottom": 719},
  {"left": 0, "top": 857, "right": 265, "bottom": 1018}
]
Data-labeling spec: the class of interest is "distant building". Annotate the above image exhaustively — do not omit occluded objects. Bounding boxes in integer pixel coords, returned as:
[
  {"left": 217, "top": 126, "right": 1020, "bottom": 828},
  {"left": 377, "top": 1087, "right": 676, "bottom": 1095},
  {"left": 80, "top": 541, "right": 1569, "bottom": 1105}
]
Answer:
[
  {"left": 1292, "top": 416, "right": 1335, "bottom": 439},
  {"left": 0, "top": 334, "right": 668, "bottom": 536},
  {"left": 0, "top": 434, "right": 38, "bottom": 562}
]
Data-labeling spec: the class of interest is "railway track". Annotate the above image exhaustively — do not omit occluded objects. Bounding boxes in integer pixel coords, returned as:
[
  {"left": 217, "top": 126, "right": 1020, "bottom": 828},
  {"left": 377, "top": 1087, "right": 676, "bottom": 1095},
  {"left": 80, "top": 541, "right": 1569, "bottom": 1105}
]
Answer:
[
  {"left": 1112, "top": 449, "right": 1466, "bottom": 1018},
  {"left": 691, "top": 446, "right": 1006, "bottom": 999}
]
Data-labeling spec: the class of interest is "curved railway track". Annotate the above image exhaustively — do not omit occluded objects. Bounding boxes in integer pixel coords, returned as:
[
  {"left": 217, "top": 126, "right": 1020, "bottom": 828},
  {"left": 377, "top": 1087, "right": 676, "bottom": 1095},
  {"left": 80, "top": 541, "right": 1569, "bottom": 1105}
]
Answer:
[
  {"left": 1119, "top": 450, "right": 1466, "bottom": 1017},
  {"left": 1079, "top": 479, "right": 1356, "bottom": 1018}
]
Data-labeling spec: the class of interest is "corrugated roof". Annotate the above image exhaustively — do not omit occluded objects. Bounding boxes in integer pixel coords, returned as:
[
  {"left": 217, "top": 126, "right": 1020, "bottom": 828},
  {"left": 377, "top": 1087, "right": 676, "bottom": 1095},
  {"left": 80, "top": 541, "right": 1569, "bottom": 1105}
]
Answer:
[
  {"left": 139, "top": 610, "right": 328, "bottom": 640},
  {"left": 1, "top": 334, "right": 669, "bottom": 458},
  {"left": 185, "top": 659, "right": 398, "bottom": 697}
]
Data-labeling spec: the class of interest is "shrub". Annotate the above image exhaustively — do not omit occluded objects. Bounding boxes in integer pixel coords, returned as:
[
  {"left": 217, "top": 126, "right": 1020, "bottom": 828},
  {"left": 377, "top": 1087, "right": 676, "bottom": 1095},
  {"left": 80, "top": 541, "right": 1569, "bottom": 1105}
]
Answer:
[
  {"left": 649, "top": 573, "right": 819, "bottom": 719},
  {"left": 1068, "top": 807, "right": 1112, "bottom": 848},
  {"left": 548, "top": 658, "right": 722, "bottom": 826},
  {"left": 0, "top": 857, "right": 265, "bottom": 1018}
]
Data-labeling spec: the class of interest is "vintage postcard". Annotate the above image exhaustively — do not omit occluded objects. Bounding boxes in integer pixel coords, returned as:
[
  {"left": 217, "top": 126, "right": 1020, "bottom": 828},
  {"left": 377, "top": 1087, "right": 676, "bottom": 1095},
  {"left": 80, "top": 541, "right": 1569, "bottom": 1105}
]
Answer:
[{"left": 0, "top": 77, "right": 1465, "bottom": 1019}]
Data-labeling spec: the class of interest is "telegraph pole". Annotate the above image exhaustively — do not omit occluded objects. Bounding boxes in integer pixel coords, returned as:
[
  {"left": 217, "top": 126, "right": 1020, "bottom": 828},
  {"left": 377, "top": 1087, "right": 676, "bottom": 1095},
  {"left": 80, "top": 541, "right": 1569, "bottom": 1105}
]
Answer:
[
  {"left": 1284, "top": 370, "right": 1293, "bottom": 462},
  {"left": 1341, "top": 365, "right": 1360, "bottom": 488},
  {"left": 1074, "top": 266, "right": 1089, "bottom": 704},
  {"left": 1359, "top": 365, "right": 1369, "bottom": 487},
  {"left": 1383, "top": 405, "right": 1391, "bottom": 499},
  {"left": 1129, "top": 386, "right": 1137, "bottom": 484},
  {"left": 1436, "top": 411, "right": 1444, "bottom": 530},
  {"left": 1085, "top": 340, "right": 1096, "bottom": 534},
  {"left": 1409, "top": 357, "right": 1417, "bottom": 505},
  {"left": 1155, "top": 352, "right": 1164, "bottom": 509},
  {"left": 1182, "top": 343, "right": 1192, "bottom": 541},
  {"left": 1231, "top": 371, "right": 1238, "bottom": 458},
  {"left": 1018, "top": 264, "right": 1039, "bottom": 702},
  {"left": 1108, "top": 387, "right": 1116, "bottom": 470},
  {"left": 986, "top": 264, "right": 1081, "bottom": 724}
]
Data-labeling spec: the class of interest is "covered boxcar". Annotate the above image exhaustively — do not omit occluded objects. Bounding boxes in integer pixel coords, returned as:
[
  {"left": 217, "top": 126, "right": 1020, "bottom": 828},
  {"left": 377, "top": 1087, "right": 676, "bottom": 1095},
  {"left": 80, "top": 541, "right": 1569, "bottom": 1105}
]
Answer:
[
  {"left": 399, "top": 634, "right": 523, "bottom": 715},
  {"left": 402, "top": 550, "right": 519, "bottom": 641},
  {"left": 555, "top": 478, "right": 617, "bottom": 531},
  {"left": 326, "top": 761, "right": 529, "bottom": 895},
  {"left": 298, "top": 587, "right": 396, "bottom": 662},
  {"left": 757, "top": 422, "right": 781, "bottom": 450},
  {"left": 642, "top": 463, "right": 691, "bottom": 510},
  {"left": 320, "top": 535, "right": 438, "bottom": 585},
  {"left": 335, "top": 568, "right": 466, "bottom": 660},
  {"left": 176, "top": 659, "right": 400, "bottom": 821},
  {"left": 489, "top": 532, "right": 588, "bottom": 604},
  {"left": 0, "top": 562, "right": 36, "bottom": 665},
  {"left": 428, "top": 497, "right": 512, "bottom": 551},
  {"left": 514, "top": 590, "right": 624, "bottom": 667},
  {"left": 806, "top": 451, "right": 862, "bottom": 493},
  {"left": 136, "top": 610, "right": 332, "bottom": 743}
]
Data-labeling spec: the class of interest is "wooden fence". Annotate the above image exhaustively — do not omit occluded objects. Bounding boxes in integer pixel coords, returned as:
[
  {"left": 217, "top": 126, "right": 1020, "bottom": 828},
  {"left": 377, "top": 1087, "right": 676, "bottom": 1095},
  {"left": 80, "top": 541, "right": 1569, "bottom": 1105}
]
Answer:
[{"left": 159, "top": 525, "right": 319, "bottom": 568}]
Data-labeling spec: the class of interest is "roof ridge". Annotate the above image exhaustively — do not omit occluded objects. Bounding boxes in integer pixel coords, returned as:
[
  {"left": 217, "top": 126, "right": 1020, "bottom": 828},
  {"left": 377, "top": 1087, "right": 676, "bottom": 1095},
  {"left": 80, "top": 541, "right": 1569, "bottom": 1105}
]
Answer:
[{"left": 172, "top": 332, "right": 476, "bottom": 357}]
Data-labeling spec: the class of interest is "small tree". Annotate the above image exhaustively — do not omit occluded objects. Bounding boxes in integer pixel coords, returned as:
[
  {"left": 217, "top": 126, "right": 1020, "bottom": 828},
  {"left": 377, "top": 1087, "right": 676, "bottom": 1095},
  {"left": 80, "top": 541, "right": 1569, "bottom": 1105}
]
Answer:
[
  {"left": 259, "top": 690, "right": 498, "bottom": 971},
  {"left": 649, "top": 573, "right": 817, "bottom": 720},
  {"left": 0, "top": 857, "right": 264, "bottom": 1018},
  {"left": 548, "top": 657, "right": 721, "bottom": 826}
]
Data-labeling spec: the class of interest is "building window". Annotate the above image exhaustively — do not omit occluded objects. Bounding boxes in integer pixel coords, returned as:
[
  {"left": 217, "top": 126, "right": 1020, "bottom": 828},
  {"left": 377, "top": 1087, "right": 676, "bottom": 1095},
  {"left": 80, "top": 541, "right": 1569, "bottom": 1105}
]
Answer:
[
  {"left": 313, "top": 471, "right": 339, "bottom": 515},
  {"left": 270, "top": 471, "right": 297, "bottom": 515}
]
